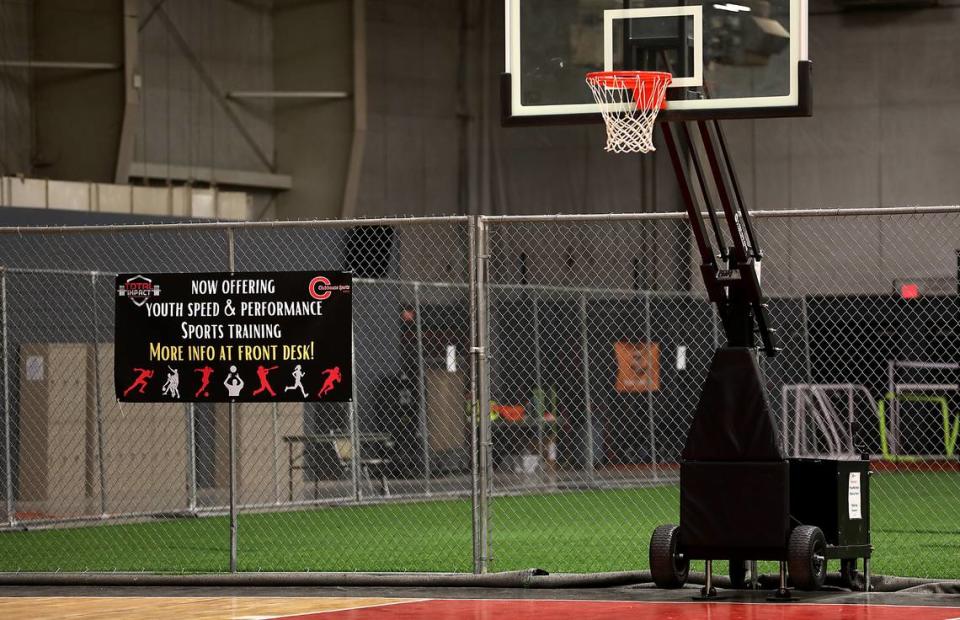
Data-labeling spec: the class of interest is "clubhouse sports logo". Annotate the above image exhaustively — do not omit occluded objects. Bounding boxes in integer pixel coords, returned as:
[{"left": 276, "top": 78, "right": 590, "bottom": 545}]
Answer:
[
  {"left": 308, "top": 275, "right": 351, "bottom": 301},
  {"left": 117, "top": 275, "right": 161, "bottom": 307}
]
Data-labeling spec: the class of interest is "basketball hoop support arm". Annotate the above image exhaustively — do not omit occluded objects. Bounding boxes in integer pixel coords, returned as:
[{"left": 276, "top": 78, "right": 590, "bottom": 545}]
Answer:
[{"left": 661, "top": 120, "right": 778, "bottom": 358}]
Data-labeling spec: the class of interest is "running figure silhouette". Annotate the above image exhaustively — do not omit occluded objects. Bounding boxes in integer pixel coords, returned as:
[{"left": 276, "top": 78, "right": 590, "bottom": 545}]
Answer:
[
  {"left": 317, "top": 367, "right": 342, "bottom": 398},
  {"left": 194, "top": 366, "right": 214, "bottom": 398},
  {"left": 284, "top": 364, "right": 308, "bottom": 398},
  {"left": 253, "top": 365, "right": 279, "bottom": 397},
  {"left": 123, "top": 368, "right": 155, "bottom": 397}
]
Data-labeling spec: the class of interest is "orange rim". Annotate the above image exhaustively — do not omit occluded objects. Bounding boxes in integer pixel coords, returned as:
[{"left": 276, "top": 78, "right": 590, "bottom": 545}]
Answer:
[{"left": 586, "top": 71, "right": 672, "bottom": 110}]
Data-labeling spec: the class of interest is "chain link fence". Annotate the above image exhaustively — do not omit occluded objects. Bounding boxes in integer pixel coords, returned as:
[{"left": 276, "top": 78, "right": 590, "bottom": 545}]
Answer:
[{"left": 0, "top": 208, "right": 957, "bottom": 578}]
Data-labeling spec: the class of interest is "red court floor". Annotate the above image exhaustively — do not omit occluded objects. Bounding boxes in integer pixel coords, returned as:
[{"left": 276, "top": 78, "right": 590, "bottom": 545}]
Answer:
[
  {"left": 2, "top": 588, "right": 958, "bottom": 619},
  {"left": 284, "top": 599, "right": 960, "bottom": 620}
]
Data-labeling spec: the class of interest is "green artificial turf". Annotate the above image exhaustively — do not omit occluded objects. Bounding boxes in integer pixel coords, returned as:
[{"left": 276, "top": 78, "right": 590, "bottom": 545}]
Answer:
[{"left": 0, "top": 471, "right": 956, "bottom": 578}]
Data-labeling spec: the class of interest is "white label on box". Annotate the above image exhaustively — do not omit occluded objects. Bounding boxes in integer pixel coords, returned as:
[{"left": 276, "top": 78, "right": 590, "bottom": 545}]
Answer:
[
  {"left": 848, "top": 472, "right": 862, "bottom": 520},
  {"left": 26, "top": 356, "right": 44, "bottom": 381},
  {"left": 676, "top": 345, "right": 688, "bottom": 371},
  {"left": 446, "top": 345, "right": 457, "bottom": 373}
]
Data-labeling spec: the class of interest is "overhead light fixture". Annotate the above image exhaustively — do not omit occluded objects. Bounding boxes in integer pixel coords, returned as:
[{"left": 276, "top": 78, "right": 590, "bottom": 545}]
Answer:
[{"left": 713, "top": 3, "right": 752, "bottom": 11}]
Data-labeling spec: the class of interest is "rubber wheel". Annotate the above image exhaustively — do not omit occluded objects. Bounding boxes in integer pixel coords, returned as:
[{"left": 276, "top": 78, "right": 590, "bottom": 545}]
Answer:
[
  {"left": 728, "top": 559, "right": 749, "bottom": 589},
  {"left": 649, "top": 524, "right": 689, "bottom": 589},
  {"left": 788, "top": 526, "right": 827, "bottom": 591}
]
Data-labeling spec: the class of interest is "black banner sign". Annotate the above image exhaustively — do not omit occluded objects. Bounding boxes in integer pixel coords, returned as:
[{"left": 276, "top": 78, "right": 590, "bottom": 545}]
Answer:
[{"left": 115, "top": 271, "right": 352, "bottom": 403}]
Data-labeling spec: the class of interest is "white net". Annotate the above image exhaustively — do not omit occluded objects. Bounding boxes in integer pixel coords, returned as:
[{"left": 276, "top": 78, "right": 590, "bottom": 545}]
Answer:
[{"left": 586, "top": 72, "right": 672, "bottom": 154}]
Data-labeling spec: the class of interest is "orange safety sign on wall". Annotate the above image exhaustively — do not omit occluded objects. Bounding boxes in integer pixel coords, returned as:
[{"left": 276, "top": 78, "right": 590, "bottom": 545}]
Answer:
[{"left": 614, "top": 341, "right": 661, "bottom": 393}]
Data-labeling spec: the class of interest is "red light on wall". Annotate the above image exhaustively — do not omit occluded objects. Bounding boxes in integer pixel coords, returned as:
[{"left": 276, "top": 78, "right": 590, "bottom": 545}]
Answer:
[{"left": 901, "top": 283, "right": 920, "bottom": 300}]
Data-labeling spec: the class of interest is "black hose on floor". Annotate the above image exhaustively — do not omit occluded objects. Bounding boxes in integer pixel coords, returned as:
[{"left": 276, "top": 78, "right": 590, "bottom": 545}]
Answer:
[
  {"left": 0, "top": 569, "right": 652, "bottom": 589},
  {"left": 1, "top": 570, "right": 957, "bottom": 593}
]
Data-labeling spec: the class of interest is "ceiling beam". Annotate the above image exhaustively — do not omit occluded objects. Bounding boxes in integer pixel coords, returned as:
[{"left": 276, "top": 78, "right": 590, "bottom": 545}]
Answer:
[
  {"left": 227, "top": 90, "right": 349, "bottom": 100},
  {"left": 129, "top": 161, "right": 293, "bottom": 191},
  {"left": 0, "top": 60, "right": 120, "bottom": 71}
]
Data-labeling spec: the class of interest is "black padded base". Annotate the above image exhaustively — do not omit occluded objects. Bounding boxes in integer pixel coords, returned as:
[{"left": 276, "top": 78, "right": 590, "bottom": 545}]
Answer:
[{"left": 680, "top": 461, "right": 791, "bottom": 560}]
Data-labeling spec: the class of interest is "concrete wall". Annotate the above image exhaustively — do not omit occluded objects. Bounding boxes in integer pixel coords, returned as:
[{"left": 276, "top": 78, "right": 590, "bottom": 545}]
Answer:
[
  {"left": 138, "top": 0, "right": 274, "bottom": 176},
  {"left": 722, "top": 5, "right": 960, "bottom": 296},
  {"left": 727, "top": 2, "right": 960, "bottom": 211},
  {"left": 135, "top": 0, "right": 278, "bottom": 219},
  {"left": 1, "top": 1, "right": 278, "bottom": 215},
  {"left": 32, "top": 0, "right": 125, "bottom": 183},
  {"left": 0, "top": 1, "right": 121, "bottom": 180},
  {"left": 488, "top": 3, "right": 960, "bottom": 217},
  {"left": 0, "top": 176, "right": 251, "bottom": 219},
  {"left": 0, "top": 1, "right": 33, "bottom": 176},
  {"left": 357, "top": 0, "right": 476, "bottom": 218},
  {"left": 137, "top": 0, "right": 357, "bottom": 221},
  {"left": 481, "top": 2, "right": 960, "bottom": 295},
  {"left": 4, "top": 1, "right": 960, "bottom": 223},
  {"left": 273, "top": 0, "right": 355, "bottom": 220}
]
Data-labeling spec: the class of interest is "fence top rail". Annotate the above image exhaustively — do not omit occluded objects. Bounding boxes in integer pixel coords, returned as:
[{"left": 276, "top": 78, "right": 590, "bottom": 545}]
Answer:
[
  {"left": 0, "top": 206, "right": 955, "bottom": 237},
  {"left": 480, "top": 205, "right": 960, "bottom": 224},
  {"left": 0, "top": 215, "right": 471, "bottom": 236},
  {"left": 0, "top": 270, "right": 706, "bottom": 299}
]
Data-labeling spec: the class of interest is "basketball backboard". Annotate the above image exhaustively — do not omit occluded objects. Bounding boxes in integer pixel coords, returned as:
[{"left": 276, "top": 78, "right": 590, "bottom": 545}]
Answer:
[{"left": 503, "top": 0, "right": 810, "bottom": 123}]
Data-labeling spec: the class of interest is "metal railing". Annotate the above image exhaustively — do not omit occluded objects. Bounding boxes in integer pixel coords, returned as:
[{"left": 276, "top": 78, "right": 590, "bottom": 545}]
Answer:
[{"left": 0, "top": 207, "right": 957, "bottom": 578}]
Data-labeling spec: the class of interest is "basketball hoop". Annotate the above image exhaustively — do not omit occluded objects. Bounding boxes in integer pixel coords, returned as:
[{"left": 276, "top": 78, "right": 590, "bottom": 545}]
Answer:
[{"left": 586, "top": 71, "right": 672, "bottom": 154}]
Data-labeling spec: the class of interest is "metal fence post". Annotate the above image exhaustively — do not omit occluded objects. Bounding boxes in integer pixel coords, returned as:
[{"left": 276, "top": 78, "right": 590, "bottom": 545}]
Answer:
[
  {"left": 227, "top": 227, "right": 238, "bottom": 573},
  {"left": 477, "top": 217, "right": 492, "bottom": 573},
  {"left": 798, "top": 294, "right": 813, "bottom": 455},
  {"left": 349, "top": 320, "right": 361, "bottom": 502},
  {"left": 469, "top": 216, "right": 492, "bottom": 574},
  {"left": 413, "top": 282, "right": 431, "bottom": 495},
  {"left": 645, "top": 290, "right": 658, "bottom": 479},
  {"left": 580, "top": 293, "right": 595, "bottom": 482},
  {"left": 229, "top": 400, "right": 238, "bottom": 572},
  {"left": 90, "top": 273, "right": 108, "bottom": 516},
  {"left": 187, "top": 403, "right": 197, "bottom": 513},
  {"left": 468, "top": 220, "right": 481, "bottom": 573},
  {"left": 801, "top": 295, "right": 812, "bottom": 384},
  {"left": 532, "top": 292, "right": 544, "bottom": 478},
  {"left": 272, "top": 402, "right": 280, "bottom": 505},
  {"left": 2, "top": 267, "right": 13, "bottom": 527}
]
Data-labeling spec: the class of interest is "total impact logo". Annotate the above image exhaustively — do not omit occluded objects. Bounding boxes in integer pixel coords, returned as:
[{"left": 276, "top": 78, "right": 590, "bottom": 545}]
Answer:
[{"left": 118, "top": 275, "right": 161, "bottom": 307}]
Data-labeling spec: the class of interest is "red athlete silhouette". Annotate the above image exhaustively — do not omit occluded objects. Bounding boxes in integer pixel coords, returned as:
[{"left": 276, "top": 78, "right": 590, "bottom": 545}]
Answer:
[
  {"left": 318, "top": 367, "right": 342, "bottom": 398},
  {"left": 252, "top": 365, "right": 279, "bottom": 397},
  {"left": 194, "top": 366, "right": 214, "bottom": 398},
  {"left": 123, "top": 368, "right": 155, "bottom": 397}
]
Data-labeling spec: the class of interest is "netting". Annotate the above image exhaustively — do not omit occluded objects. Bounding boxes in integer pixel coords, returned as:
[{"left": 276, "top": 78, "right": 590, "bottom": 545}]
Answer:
[{"left": 586, "top": 71, "right": 672, "bottom": 154}]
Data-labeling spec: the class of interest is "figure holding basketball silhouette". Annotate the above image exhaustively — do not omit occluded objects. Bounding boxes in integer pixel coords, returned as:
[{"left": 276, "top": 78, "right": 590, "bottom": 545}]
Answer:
[
  {"left": 162, "top": 366, "right": 181, "bottom": 399},
  {"left": 253, "top": 365, "right": 279, "bottom": 397},
  {"left": 318, "top": 367, "right": 342, "bottom": 398},
  {"left": 123, "top": 368, "right": 155, "bottom": 397}
]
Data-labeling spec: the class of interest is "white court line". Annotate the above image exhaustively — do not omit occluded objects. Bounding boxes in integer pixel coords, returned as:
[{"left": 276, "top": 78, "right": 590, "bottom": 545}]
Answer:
[{"left": 236, "top": 598, "right": 430, "bottom": 620}]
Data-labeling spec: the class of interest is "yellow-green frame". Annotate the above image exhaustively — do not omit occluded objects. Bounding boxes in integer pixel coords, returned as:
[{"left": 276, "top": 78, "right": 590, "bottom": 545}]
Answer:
[{"left": 876, "top": 392, "right": 960, "bottom": 461}]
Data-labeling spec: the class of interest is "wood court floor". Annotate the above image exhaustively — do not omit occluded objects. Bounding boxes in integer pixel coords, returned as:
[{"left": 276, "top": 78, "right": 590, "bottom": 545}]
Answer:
[
  {"left": 1, "top": 594, "right": 959, "bottom": 620},
  {"left": 0, "top": 596, "right": 420, "bottom": 619}
]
